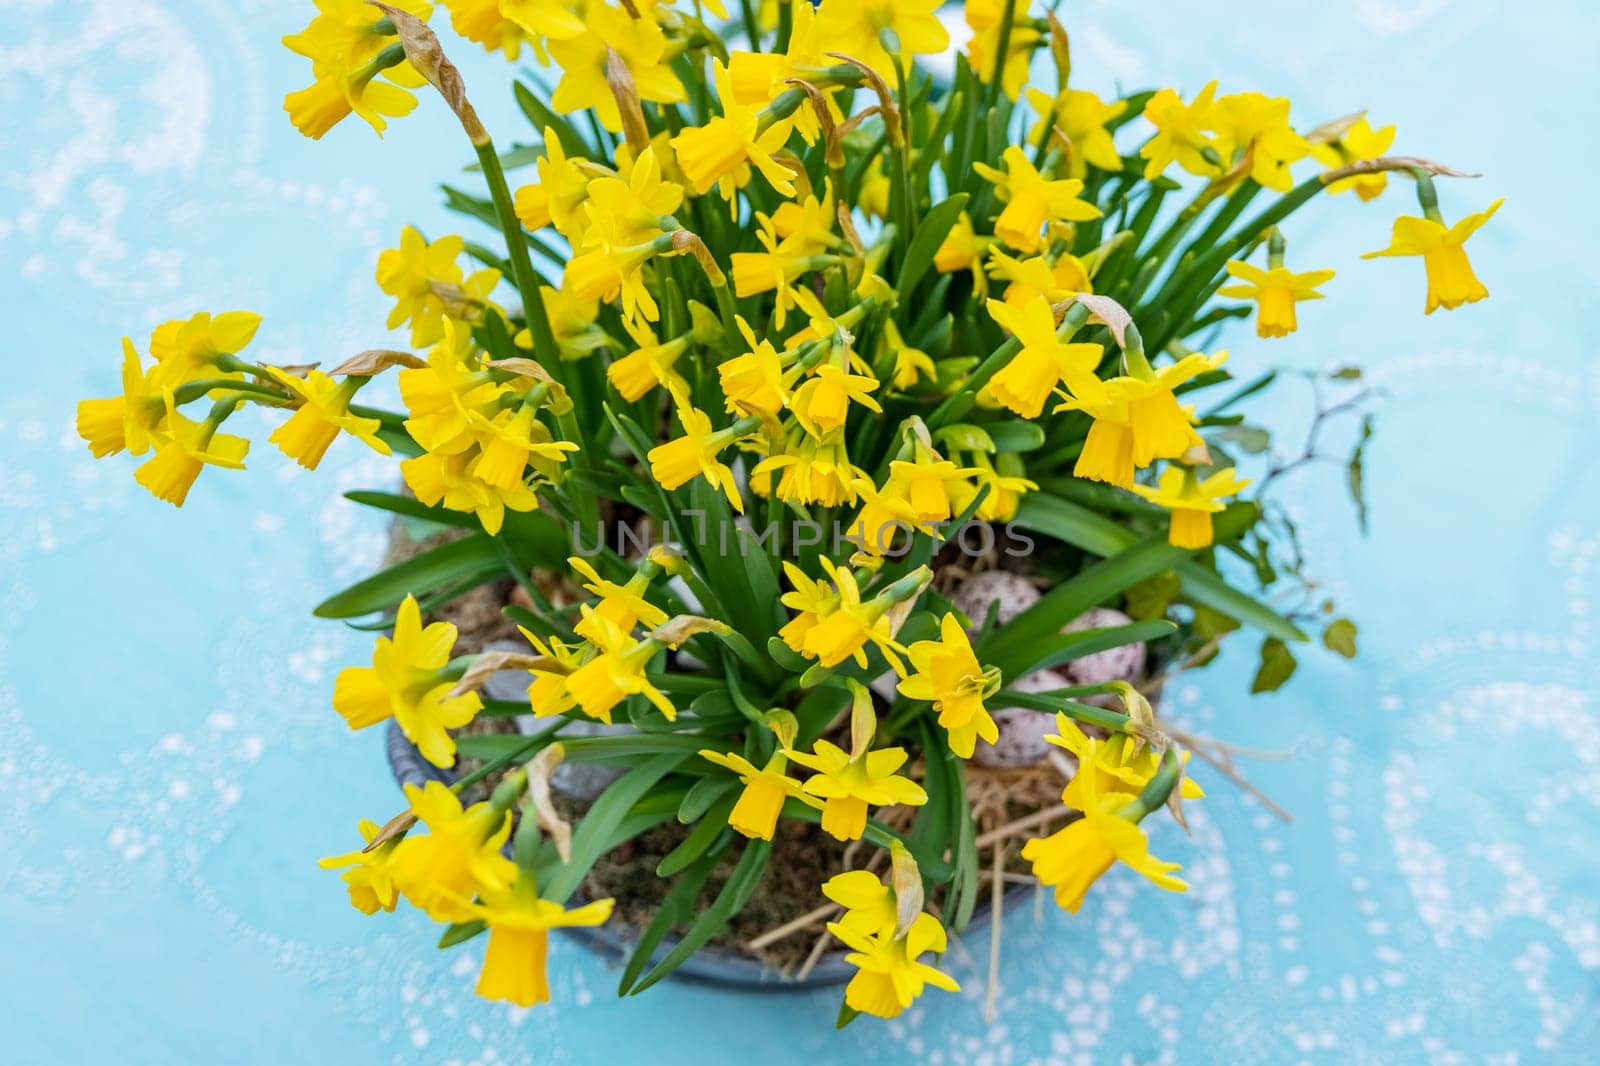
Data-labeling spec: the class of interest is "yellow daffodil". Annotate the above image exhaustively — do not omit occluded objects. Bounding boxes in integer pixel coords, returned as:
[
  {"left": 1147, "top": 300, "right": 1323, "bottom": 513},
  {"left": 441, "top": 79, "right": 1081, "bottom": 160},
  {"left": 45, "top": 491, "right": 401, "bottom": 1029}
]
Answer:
[
  {"left": 1021, "top": 763, "right": 1187, "bottom": 914},
  {"left": 933, "top": 211, "right": 989, "bottom": 284},
  {"left": 472, "top": 877, "right": 614, "bottom": 1007},
  {"left": 265, "top": 367, "right": 391, "bottom": 469},
  {"left": 647, "top": 393, "right": 752, "bottom": 512},
  {"left": 332, "top": 594, "right": 483, "bottom": 767},
  {"left": 608, "top": 321, "right": 690, "bottom": 402},
  {"left": 966, "top": 0, "right": 1040, "bottom": 101},
  {"left": 951, "top": 450, "right": 1037, "bottom": 522},
  {"left": 148, "top": 310, "right": 263, "bottom": 383},
  {"left": 568, "top": 555, "right": 669, "bottom": 642},
  {"left": 1211, "top": 92, "right": 1309, "bottom": 192},
  {"left": 814, "top": 0, "right": 950, "bottom": 81},
  {"left": 1140, "top": 81, "right": 1219, "bottom": 180},
  {"left": 821, "top": 869, "right": 897, "bottom": 938},
  {"left": 547, "top": 3, "right": 684, "bottom": 132},
  {"left": 897, "top": 613, "right": 1001, "bottom": 758},
  {"left": 672, "top": 61, "right": 796, "bottom": 199},
  {"left": 564, "top": 215, "right": 665, "bottom": 322},
  {"left": 1129, "top": 465, "right": 1251, "bottom": 549},
  {"left": 77, "top": 338, "right": 178, "bottom": 459},
  {"left": 318, "top": 818, "right": 400, "bottom": 915},
  {"left": 133, "top": 391, "right": 250, "bottom": 507},
  {"left": 564, "top": 608, "right": 677, "bottom": 722},
  {"left": 1057, "top": 351, "right": 1226, "bottom": 487},
  {"left": 281, "top": 0, "right": 433, "bottom": 139},
  {"left": 973, "top": 146, "right": 1103, "bottom": 252},
  {"left": 719, "top": 317, "right": 790, "bottom": 416},
  {"left": 1362, "top": 198, "right": 1503, "bottom": 314},
  {"left": 987, "top": 247, "right": 1093, "bottom": 310},
  {"left": 828, "top": 912, "right": 959, "bottom": 1018},
  {"left": 1311, "top": 116, "right": 1396, "bottom": 201},
  {"left": 402, "top": 445, "right": 543, "bottom": 535},
  {"left": 788, "top": 738, "right": 927, "bottom": 841},
  {"left": 377, "top": 226, "right": 501, "bottom": 346},
  {"left": 1025, "top": 87, "right": 1126, "bottom": 177},
  {"left": 583, "top": 145, "right": 684, "bottom": 246},
  {"left": 698, "top": 747, "right": 820, "bottom": 841},
  {"left": 1046, "top": 715, "right": 1204, "bottom": 812},
  {"left": 1218, "top": 260, "right": 1335, "bottom": 338},
  {"left": 791, "top": 362, "right": 883, "bottom": 437},
  {"left": 780, "top": 559, "right": 911, "bottom": 672},
  {"left": 513, "top": 128, "right": 593, "bottom": 238},
  {"left": 982, "top": 296, "right": 1103, "bottom": 418},
  {"left": 442, "top": 0, "right": 528, "bottom": 60},
  {"left": 752, "top": 429, "right": 864, "bottom": 508},
  {"left": 389, "top": 781, "right": 517, "bottom": 923}
]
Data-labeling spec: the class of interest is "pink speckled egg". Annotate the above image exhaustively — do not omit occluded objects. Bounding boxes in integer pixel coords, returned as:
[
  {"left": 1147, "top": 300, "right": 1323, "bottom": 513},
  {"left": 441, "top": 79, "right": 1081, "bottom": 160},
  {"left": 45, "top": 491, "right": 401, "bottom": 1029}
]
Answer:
[
  {"left": 1060, "top": 607, "right": 1147, "bottom": 708},
  {"left": 950, "top": 570, "right": 1040, "bottom": 634}
]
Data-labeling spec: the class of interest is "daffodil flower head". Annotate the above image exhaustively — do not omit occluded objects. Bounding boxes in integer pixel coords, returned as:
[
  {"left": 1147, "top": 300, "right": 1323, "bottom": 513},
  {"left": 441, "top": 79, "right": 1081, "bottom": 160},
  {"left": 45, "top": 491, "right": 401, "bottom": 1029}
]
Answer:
[
  {"left": 1129, "top": 463, "right": 1251, "bottom": 549},
  {"left": 1020, "top": 756, "right": 1188, "bottom": 914},
  {"left": 981, "top": 296, "right": 1103, "bottom": 419},
  {"left": 1046, "top": 714, "right": 1205, "bottom": 812},
  {"left": 568, "top": 554, "right": 669, "bottom": 642},
  {"left": 546, "top": 3, "right": 684, "bottom": 132},
  {"left": 132, "top": 389, "right": 250, "bottom": 508},
  {"left": 471, "top": 873, "right": 614, "bottom": 1007},
  {"left": 898, "top": 613, "right": 1002, "bottom": 758},
  {"left": 828, "top": 911, "right": 960, "bottom": 1018},
  {"left": 332, "top": 594, "right": 483, "bottom": 766},
  {"left": 318, "top": 818, "right": 401, "bottom": 916},
  {"left": 698, "top": 724, "right": 822, "bottom": 841},
  {"left": 513, "top": 127, "right": 594, "bottom": 238},
  {"left": 389, "top": 780, "right": 518, "bottom": 923},
  {"left": 973, "top": 146, "right": 1103, "bottom": 252},
  {"left": 77, "top": 337, "right": 176, "bottom": 459},
  {"left": 1218, "top": 259, "right": 1335, "bottom": 338},
  {"left": 266, "top": 366, "right": 390, "bottom": 470},
  {"left": 564, "top": 608, "right": 676, "bottom": 723},
  {"left": 443, "top": 0, "right": 531, "bottom": 61},
  {"left": 281, "top": 0, "right": 434, "bottom": 139},
  {"left": 787, "top": 682, "right": 928, "bottom": 840},
  {"left": 646, "top": 389, "right": 749, "bottom": 512},
  {"left": 671, "top": 60, "right": 796, "bottom": 198},
  {"left": 1139, "top": 80, "right": 1220, "bottom": 181},
  {"left": 1310, "top": 115, "right": 1397, "bottom": 201},
  {"left": 1362, "top": 198, "right": 1503, "bottom": 314},
  {"left": 1024, "top": 87, "right": 1127, "bottom": 178},
  {"left": 813, "top": 0, "right": 951, "bottom": 82}
]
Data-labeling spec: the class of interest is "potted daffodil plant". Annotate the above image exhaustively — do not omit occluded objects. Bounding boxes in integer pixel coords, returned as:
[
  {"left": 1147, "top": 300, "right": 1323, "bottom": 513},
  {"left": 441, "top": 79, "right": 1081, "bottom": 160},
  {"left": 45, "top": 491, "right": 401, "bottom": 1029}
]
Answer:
[{"left": 78, "top": 0, "right": 1497, "bottom": 1025}]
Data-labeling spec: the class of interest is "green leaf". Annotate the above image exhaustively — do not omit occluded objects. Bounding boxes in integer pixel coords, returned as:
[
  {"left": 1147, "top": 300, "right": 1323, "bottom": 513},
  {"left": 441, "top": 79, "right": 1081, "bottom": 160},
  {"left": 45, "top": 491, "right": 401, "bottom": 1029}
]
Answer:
[
  {"left": 544, "top": 753, "right": 689, "bottom": 903},
  {"left": 437, "top": 919, "right": 486, "bottom": 948},
  {"left": 1322, "top": 618, "right": 1358, "bottom": 658},
  {"left": 897, "top": 192, "right": 969, "bottom": 297},
  {"left": 1251, "top": 637, "right": 1298, "bottom": 693},
  {"left": 985, "top": 419, "right": 1047, "bottom": 453},
  {"left": 628, "top": 839, "right": 772, "bottom": 993},
  {"left": 1124, "top": 570, "right": 1181, "bottom": 621},
  {"left": 343, "top": 490, "right": 479, "bottom": 530},
  {"left": 656, "top": 795, "right": 735, "bottom": 877},
  {"left": 1348, "top": 413, "right": 1374, "bottom": 535},
  {"left": 617, "top": 849, "right": 722, "bottom": 996},
  {"left": 313, "top": 535, "right": 501, "bottom": 619},
  {"left": 677, "top": 772, "right": 735, "bottom": 822},
  {"left": 1013, "top": 492, "right": 1306, "bottom": 641},
  {"left": 995, "top": 619, "right": 1178, "bottom": 679},
  {"left": 1328, "top": 365, "right": 1363, "bottom": 381},
  {"left": 1215, "top": 424, "right": 1271, "bottom": 454}
]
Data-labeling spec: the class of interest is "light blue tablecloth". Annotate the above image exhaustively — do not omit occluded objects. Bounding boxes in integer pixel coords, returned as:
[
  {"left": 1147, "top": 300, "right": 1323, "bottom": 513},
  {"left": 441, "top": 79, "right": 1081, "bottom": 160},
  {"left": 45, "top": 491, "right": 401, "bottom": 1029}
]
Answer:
[{"left": 3, "top": 1, "right": 1596, "bottom": 1062}]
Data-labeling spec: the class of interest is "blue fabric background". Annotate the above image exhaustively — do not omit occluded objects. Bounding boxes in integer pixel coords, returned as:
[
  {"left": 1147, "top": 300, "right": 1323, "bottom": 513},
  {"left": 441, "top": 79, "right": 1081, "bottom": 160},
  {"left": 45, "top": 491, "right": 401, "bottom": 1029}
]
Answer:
[{"left": 2, "top": 1, "right": 1596, "bottom": 1062}]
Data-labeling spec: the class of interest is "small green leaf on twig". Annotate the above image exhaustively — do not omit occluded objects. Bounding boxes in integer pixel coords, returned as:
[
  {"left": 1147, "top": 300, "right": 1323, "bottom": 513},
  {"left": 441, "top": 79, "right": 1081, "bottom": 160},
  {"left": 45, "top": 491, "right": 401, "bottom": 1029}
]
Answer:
[
  {"left": 1322, "top": 618, "right": 1358, "bottom": 658},
  {"left": 1251, "top": 637, "right": 1298, "bottom": 693}
]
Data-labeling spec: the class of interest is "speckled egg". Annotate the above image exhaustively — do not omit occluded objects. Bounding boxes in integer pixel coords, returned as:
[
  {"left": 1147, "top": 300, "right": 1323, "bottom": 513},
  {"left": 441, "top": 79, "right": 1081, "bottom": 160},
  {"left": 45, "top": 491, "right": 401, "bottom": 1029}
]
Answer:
[
  {"left": 1060, "top": 607, "right": 1147, "bottom": 707},
  {"left": 950, "top": 570, "right": 1041, "bottom": 633},
  {"left": 972, "top": 667, "right": 1071, "bottom": 768}
]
